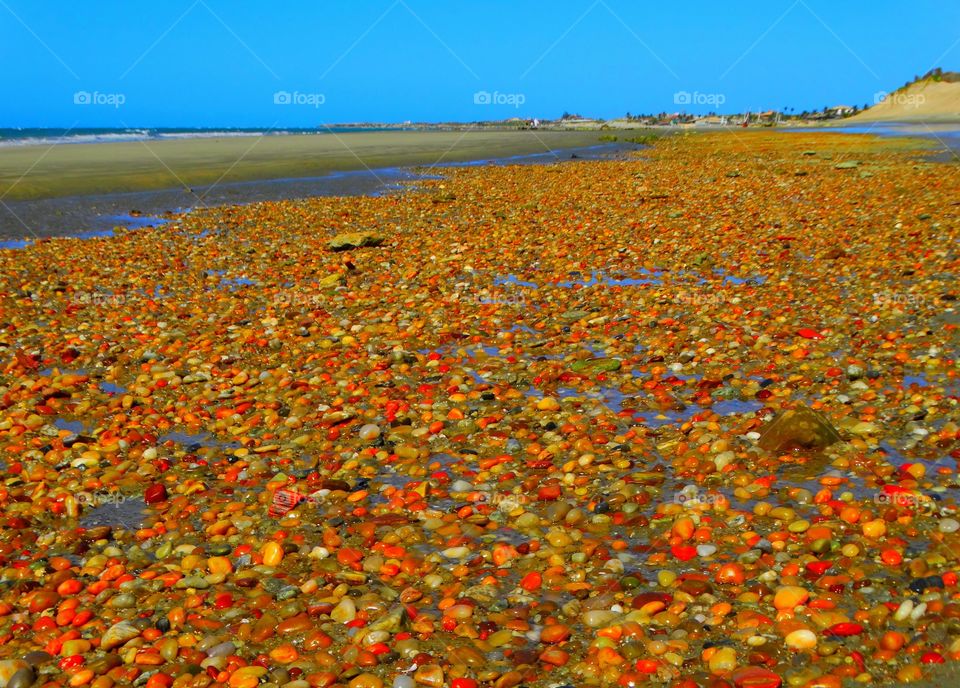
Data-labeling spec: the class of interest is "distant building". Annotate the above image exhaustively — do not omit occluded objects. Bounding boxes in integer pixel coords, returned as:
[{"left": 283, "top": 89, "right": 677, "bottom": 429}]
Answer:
[{"left": 830, "top": 105, "right": 854, "bottom": 116}]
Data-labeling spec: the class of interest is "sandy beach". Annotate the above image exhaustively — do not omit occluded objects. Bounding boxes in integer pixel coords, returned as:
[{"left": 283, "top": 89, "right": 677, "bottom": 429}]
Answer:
[
  {"left": 0, "top": 130, "right": 610, "bottom": 201},
  {"left": 1, "top": 130, "right": 958, "bottom": 688}
]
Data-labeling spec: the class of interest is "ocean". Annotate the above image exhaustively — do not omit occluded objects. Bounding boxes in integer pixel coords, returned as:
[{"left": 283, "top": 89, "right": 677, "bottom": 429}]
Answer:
[{"left": 0, "top": 127, "right": 403, "bottom": 147}]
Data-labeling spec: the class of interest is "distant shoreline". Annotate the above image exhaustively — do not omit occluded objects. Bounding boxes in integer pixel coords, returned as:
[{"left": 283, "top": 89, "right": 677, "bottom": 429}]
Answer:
[
  {"left": 4, "top": 116, "right": 959, "bottom": 151},
  {"left": 0, "top": 126, "right": 411, "bottom": 149},
  {"left": 3, "top": 122, "right": 956, "bottom": 204}
]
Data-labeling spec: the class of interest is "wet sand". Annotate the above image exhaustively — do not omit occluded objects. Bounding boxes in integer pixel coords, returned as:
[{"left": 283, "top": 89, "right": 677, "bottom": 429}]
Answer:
[
  {"left": 0, "top": 130, "right": 609, "bottom": 201},
  {"left": 0, "top": 141, "right": 633, "bottom": 241}
]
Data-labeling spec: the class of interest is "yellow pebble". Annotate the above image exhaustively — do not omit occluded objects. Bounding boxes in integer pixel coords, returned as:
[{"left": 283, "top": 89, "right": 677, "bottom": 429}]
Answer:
[
  {"left": 207, "top": 556, "right": 233, "bottom": 575},
  {"left": 537, "top": 396, "right": 560, "bottom": 411},
  {"left": 773, "top": 585, "right": 809, "bottom": 610},
  {"left": 261, "top": 541, "right": 284, "bottom": 567},
  {"left": 862, "top": 519, "right": 887, "bottom": 538}
]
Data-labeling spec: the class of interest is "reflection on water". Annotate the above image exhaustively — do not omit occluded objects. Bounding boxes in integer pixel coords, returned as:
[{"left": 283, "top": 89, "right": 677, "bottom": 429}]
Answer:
[
  {"left": 159, "top": 430, "right": 240, "bottom": 450},
  {"left": 54, "top": 418, "right": 88, "bottom": 433},
  {"left": 791, "top": 123, "right": 960, "bottom": 159},
  {"left": 80, "top": 498, "right": 146, "bottom": 530},
  {"left": 100, "top": 381, "right": 127, "bottom": 394},
  {"left": 638, "top": 398, "right": 764, "bottom": 428},
  {"left": 0, "top": 239, "right": 32, "bottom": 249}
]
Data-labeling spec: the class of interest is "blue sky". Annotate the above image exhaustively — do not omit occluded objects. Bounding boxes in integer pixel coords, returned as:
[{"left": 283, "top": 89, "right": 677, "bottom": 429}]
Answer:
[{"left": 1, "top": 0, "right": 958, "bottom": 126}]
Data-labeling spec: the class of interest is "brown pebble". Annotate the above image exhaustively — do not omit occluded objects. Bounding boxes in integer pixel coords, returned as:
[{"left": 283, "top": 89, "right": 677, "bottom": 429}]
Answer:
[{"left": 413, "top": 664, "right": 444, "bottom": 687}]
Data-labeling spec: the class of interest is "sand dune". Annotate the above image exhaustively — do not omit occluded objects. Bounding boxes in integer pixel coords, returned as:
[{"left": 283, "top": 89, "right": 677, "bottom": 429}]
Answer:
[{"left": 849, "top": 74, "right": 960, "bottom": 122}]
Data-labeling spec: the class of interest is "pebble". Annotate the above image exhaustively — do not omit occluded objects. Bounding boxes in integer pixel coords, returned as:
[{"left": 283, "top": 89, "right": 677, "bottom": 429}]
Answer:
[
  {"left": 144, "top": 483, "right": 168, "bottom": 504},
  {"left": 939, "top": 518, "right": 960, "bottom": 533},
  {"left": 540, "top": 624, "right": 571, "bottom": 644},
  {"left": 773, "top": 585, "right": 809, "bottom": 610},
  {"left": 0, "top": 130, "right": 956, "bottom": 688},
  {"left": 537, "top": 397, "right": 561, "bottom": 411},
  {"left": 708, "top": 647, "right": 738, "bottom": 674},
  {"left": 5, "top": 667, "right": 36, "bottom": 688},
  {"left": 784, "top": 629, "right": 818, "bottom": 650},
  {"left": 358, "top": 424, "right": 381, "bottom": 441},
  {"left": 330, "top": 597, "right": 357, "bottom": 623},
  {"left": 413, "top": 665, "right": 444, "bottom": 687},
  {"left": 261, "top": 541, "right": 284, "bottom": 567},
  {"left": 349, "top": 675, "right": 383, "bottom": 688},
  {"left": 894, "top": 600, "right": 915, "bottom": 622},
  {"left": 0, "top": 662, "right": 30, "bottom": 688},
  {"left": 582, "top": 610, "right": 620, "bottom": 627},
  {"left": 442, "top": 546, "right": 470, "bottom": 558},
  {"left": 206, "top": 642, "right": 237, "bottom": 658},
  {"left": 732, "top": 667, "right": 782, "bottom": 688},
  {"left": 100, "top": 622, "right": 141, "bottom": 651}
]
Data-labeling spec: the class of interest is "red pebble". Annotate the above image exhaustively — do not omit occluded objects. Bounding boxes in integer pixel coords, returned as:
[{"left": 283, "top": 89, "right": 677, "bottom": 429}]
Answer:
[
  {"left": 796, "top": 327, "right": 823, "bottom": 339},
  {"left": 520, "top": 572, "right": 542, "bottom": 591},
  {"left": 144, "top": 484, "right": 168, "bottom": 504},
  {"left": 825, "top": 622, "right": 863, "bottom": 637},
  {"left": 921, "top": 652, "right": 945, "bottom": 664},
  {"left": 805, "top": 561, "right": 832, "bottom": 576},
  {"left": 58, "top": 655, "right": 85, "bottom": 671},
  {"left": 731, "top": 666, "right": 782, "bottom": 688},
  {"left": 537, "top": 485, "right": 561, "bottom": 501},
  {"left": 367, "top": 642, "right": 390, "bottom": 655}
]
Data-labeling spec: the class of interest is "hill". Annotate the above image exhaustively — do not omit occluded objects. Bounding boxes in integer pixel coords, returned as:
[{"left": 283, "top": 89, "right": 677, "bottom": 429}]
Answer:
[{"left": 848, "top": 69, "right": 960, "bottom": 122}]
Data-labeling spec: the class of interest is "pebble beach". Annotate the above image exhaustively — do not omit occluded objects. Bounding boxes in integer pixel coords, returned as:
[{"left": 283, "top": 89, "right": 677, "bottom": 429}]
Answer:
[{"left": 0, "top": 129, "right": 958, "bottom": 688}]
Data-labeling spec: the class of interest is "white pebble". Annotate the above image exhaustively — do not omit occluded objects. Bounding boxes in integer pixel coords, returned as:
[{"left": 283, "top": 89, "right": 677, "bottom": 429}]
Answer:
[
  {"left": 697, "top": 544, "right": 717, "bottom": 558},
  {"left": 358, "top": 424, "right": 381, "bottom": 440},
  {"left": 893, "top": 600, "right": 914, "bottom": 622},
  {"left": 910, "top": 602, "right": 927, "bottom": 621},
  {"left": 442, "top": 546, "right": 470, "bottom": 559},
  {"left": 939, "top": 518, "right": 959, "bottom": 534}
]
